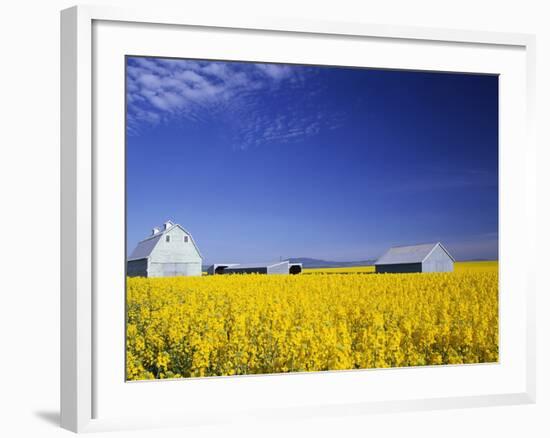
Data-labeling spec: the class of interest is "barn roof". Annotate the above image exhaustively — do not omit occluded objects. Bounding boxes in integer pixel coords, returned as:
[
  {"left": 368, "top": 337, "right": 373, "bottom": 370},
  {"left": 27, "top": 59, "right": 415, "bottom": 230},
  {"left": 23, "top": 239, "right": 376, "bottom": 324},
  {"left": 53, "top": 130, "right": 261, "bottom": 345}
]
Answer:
[
  {"left": 128, "top": 234, "right": 163, "bottom": 261},
  {"left": 375, "top": 242, "right": 455, "bottom": 265},
  {"left": 127, "top": 221, "right": 203, "bottom": 261}
]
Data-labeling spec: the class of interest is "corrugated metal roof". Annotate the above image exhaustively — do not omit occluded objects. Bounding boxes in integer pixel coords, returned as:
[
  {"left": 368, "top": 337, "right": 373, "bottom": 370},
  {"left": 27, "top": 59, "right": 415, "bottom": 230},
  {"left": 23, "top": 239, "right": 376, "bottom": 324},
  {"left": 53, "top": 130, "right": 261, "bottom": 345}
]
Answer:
[{"left": 375, "top": 242, "right": 453, "bottom": 265}]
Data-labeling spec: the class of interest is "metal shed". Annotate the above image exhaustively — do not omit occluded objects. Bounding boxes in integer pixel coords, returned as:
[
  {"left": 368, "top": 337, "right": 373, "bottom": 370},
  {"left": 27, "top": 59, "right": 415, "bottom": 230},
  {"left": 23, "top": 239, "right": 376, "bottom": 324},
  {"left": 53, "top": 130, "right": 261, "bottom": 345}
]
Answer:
[
  {"left": 127, "top": 220, "right": 203, "bottom": 277},
  {"left": 208, "top": 261, "right": 303, "bottom": 275},
  {"left": 206, "top": 263, "right": 239, "bottom": 275},
  {"left": 375, "top": 242, "right": 454, "bottom": 274}
]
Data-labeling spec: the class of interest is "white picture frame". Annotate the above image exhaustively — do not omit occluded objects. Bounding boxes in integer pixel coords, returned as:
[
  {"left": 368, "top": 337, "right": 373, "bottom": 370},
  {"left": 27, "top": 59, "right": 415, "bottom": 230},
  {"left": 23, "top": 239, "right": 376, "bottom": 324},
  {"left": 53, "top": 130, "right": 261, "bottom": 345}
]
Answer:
[{"left": 60, "top": 4, "right": 537, "bottom": 433}]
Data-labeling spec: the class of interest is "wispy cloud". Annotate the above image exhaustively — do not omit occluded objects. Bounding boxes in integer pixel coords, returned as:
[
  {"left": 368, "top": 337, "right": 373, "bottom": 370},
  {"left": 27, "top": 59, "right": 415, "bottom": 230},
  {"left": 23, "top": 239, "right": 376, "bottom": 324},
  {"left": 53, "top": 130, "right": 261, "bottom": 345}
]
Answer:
[{"left": 126, "top": 57, "right": 345, "bottom": 147}]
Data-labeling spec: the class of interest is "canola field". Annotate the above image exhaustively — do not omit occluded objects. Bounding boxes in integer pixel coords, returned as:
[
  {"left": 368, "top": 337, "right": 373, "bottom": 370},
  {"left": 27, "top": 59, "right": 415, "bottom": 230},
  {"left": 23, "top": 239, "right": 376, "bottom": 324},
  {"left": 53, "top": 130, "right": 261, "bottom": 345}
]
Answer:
[{"left": 126, "top": 262, "right": 498, "bottom": 380}]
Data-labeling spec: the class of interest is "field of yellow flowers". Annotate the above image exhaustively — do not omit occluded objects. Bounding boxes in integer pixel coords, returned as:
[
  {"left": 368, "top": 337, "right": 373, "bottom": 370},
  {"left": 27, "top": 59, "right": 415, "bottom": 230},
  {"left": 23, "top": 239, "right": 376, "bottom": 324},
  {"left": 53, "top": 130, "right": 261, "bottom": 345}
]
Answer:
[{"left": 126, "top": 262, "right": 498, "bottom": 380}]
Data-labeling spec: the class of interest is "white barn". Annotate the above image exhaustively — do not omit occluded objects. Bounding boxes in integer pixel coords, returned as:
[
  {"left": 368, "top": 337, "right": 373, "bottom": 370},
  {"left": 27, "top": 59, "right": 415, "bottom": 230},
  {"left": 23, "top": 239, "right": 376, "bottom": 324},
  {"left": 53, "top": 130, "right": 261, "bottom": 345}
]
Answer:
[
  {"left": 127, "top": 220, "right": 203, "bottom": 277},
  {"left": 375, "top": 242, "right": 455, "bottom": 274}
]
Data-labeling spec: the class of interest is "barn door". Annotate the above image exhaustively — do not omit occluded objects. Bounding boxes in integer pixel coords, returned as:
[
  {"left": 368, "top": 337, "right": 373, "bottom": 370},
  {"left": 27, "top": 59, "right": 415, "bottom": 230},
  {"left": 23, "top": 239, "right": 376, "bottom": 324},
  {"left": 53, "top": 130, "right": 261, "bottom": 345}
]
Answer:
[{"left": 163, "top": 263, "right": 177, "bottom": 277}]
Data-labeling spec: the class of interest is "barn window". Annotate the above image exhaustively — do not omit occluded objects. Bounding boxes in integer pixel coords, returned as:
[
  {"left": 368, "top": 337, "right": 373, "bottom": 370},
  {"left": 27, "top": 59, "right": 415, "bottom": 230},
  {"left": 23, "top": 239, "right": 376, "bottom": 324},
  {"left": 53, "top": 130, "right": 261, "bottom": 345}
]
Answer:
[
  {"left": 184, "top": 236, "right": 189, "bottom": 243},
  {"left": 166, "top": 235, "right": 170, "bottom": 242}
]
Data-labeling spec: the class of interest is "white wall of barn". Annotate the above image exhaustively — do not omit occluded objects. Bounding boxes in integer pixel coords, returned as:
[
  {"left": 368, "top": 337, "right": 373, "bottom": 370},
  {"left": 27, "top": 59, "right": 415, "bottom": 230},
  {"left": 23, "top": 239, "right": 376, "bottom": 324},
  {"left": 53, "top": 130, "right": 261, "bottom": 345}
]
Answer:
[
  {"left": 422, "top": 244, "right": 454, "bottom": 273},
  {"left": 149, "top": 226, "right": 202, "bottom": 264},
  {"left": 0, "top": 1, "right": 548, "bottom": 438},
  {"left": 148, "top": 226, "right": 202, "bottom": 277}
]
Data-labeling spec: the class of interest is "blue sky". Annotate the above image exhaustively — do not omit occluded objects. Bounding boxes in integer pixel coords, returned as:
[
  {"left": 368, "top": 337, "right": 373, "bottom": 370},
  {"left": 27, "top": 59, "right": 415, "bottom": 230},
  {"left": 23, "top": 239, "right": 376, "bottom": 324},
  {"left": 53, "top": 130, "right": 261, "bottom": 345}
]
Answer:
[{"left": 126, "top": 56, "right": 498, "bottom": 263}]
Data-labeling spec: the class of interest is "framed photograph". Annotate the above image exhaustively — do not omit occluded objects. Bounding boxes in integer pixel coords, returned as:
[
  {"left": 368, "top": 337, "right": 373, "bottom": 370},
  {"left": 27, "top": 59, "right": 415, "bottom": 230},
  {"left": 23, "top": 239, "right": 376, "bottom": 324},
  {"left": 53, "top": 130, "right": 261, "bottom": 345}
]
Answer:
[{"left": 61, "top": 5, "right": 536, "bottom": 433}]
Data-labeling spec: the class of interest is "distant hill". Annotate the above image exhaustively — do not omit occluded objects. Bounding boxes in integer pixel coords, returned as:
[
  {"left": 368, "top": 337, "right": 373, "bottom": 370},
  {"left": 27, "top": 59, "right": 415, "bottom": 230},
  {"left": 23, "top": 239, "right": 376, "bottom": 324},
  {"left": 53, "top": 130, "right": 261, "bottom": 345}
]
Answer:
[{"left": 286, "top": 257, "right": 376, "bottom": 269}]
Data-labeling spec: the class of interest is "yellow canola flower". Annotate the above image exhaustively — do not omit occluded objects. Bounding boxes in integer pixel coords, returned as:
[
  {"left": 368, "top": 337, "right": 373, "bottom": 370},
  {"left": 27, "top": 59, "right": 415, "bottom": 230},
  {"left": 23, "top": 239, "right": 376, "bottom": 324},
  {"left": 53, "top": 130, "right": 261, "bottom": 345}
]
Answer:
[{"left": 126, "top": 263, "right": 498, "bottom": 380}]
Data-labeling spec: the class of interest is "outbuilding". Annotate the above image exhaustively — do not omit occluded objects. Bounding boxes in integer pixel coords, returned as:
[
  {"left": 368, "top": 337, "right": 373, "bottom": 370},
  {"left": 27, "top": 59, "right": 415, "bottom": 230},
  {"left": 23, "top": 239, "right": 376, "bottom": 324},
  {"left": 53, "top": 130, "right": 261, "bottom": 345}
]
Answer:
[
  {"left": 208, "top": 261, "right": 303, "bottom": 275},
  {"left": 206, "top": 263, "right": 240, "bottom": 275},
  {"left": 127, "top": 220, "right": 203, "bottom": 277},
  {"left": 375, "top": 242, "right": 454, "bottom": 274}
]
